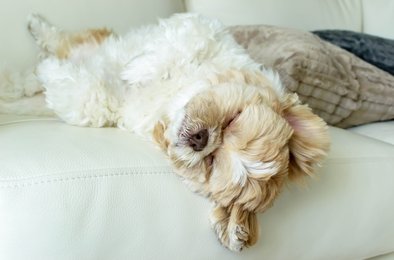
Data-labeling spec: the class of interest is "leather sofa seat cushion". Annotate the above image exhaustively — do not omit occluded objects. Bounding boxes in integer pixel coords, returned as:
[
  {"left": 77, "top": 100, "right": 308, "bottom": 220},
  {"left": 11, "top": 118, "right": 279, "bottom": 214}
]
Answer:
[
  {"left": 1, "top": 115, "right": 393, "bottom": 259},
  {"left": 350, "top": 121, "right": 394, "bottom": 145}
]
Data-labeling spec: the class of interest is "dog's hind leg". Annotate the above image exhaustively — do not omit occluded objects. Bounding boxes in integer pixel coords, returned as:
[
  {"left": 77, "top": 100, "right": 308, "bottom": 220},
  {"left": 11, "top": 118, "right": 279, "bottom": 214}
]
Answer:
[
  {"left": 0, "top": 94, "right": 54, "bottom": 116},
  {"left": 24, "top": 14, "right": 118, "bottom": 124},
  {"left": 27, "top": 13, "right": 62, "bottom": 58},
  {"left": 0, "top": 66, "right": 43, "bottom": 101},
  {"left": 0, "top": 66, "right": 50, "bottom": 115},
  {"left": 27, "top": 13, "right": 114, "bottom": 59}
]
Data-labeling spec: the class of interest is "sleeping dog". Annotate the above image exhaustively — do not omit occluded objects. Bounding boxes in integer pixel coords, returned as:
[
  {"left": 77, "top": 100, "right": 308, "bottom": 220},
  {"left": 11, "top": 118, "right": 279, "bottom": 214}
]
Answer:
[{"left": 1, "top": 13, "right": 329, "bottom": 251}]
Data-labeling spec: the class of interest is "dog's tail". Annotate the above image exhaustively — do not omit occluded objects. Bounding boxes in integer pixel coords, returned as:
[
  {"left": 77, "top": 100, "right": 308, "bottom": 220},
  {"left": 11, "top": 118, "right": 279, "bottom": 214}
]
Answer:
[{"left": 0, "top": 66, "right": 53, "bottom": 116}]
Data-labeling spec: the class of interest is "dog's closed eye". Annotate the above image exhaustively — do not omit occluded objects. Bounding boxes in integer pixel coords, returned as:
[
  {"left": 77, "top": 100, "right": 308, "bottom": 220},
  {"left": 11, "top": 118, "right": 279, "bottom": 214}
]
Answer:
[
  {"left": 204, "top": 154, "right": 215, "bottom": 168},
  {"left": 223, "top": 111, "right": 242, "bottom": 130}
]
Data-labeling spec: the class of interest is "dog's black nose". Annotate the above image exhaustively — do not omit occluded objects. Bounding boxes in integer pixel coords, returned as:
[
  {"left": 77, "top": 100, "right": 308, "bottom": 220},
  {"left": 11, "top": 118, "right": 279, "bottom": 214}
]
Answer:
[{"left": 189, "top": 129, "right": 209, "bottom": 151}]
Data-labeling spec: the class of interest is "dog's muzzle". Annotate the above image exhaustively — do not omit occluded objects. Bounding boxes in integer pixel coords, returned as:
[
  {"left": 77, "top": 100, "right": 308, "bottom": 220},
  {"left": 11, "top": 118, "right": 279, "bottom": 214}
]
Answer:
[{"left": 188, "top": 129, "right": 209, "bottom": 151}]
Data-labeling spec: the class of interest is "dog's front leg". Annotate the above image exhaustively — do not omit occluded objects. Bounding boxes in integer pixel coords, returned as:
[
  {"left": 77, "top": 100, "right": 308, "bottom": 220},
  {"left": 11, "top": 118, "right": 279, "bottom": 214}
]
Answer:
[{"left": 210, "top": 204, "right": 258, "bottom": 252}]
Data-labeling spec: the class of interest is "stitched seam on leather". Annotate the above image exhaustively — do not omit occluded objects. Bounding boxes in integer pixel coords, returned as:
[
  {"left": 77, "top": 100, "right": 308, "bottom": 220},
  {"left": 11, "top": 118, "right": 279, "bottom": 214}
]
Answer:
[
  {"left": 0, "top": 166, "right": 173, "bottom": 180},
  {"left": 0, "top": 118, "right": 60, "bottom": 126},
  {"left": 325, "top": 157, "right": 394, "bottom": 163},
  {"left": 0, "top": 168, "right": 174, "bottom": 189},
  {"left": 363, "top": 250, "right": 394, "bottom": 260}
]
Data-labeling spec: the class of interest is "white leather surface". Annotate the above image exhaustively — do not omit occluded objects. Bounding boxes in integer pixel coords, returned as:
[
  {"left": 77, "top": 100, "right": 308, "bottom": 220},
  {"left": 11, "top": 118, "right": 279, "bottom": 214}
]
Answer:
[
  {"left": 350, "top": 121, "right": 394, "bottom": 145},
  {"left": 1, "top": 115, "right": 394, "bottom": 260},
  {"left": 371, "top": 252, "right": 394, "bottom": 260},
  {"left": 362, "top": 0, "right": 394, "bottom": 39},
  {"left": 2, "top": 0, "right": 393, "bottom": 71},
  {"left": 185, "top": 0, "right": 363, "bottom": 30},
  {"left": 2, "top": 1, "right": 394, "bottom": 259},
  {"left": 0, "top": 0, "right": 185, "bottom": 70},
  {"left": 185, "top": 0, "right": 394, "bottom": 39}
]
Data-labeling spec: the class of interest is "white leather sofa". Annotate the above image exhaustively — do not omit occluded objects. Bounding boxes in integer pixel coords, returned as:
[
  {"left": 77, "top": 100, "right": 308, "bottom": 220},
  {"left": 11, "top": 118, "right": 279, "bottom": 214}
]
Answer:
[{"left": 1, "top": 0, "right": 393, "bottom": 259}]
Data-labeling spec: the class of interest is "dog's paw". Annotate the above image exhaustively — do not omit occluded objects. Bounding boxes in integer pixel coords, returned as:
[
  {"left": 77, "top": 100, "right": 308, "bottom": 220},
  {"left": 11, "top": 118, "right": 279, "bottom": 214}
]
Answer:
[
  {"left": 27, "top": 13, "right": 48, "bottom": 39},
  {"left": 211, "top": 217, "right": 249, "bottom": 252},
  {"left": 27, "top": 13, "right": 59, "bottom": 52},
  {"left": 210, "top": 205, "right": 259, "bottom": 252},
  {"left": 210, "top": 206, "right": 248, "bottom": 252},
  {"left": 227, "top": 222, "right": 249, "bottom": 252},
  {"left": 210, "top": 216, "right": 228, "bottom": 242},
  {"left": 210, "top": 206, "right": 231, "bottom": 247},
  {"left": 121, "top": 51, "right": 172, "bottom": 86},
  {"left": 0, "top": 69, "right": 24, "bottom": 101}
]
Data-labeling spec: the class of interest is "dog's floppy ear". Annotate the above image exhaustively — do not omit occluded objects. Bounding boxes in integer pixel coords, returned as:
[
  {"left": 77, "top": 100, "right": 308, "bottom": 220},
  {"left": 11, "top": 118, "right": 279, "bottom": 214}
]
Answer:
[{"left": 282, "top": 94, "right": 330, "bottom": 181}]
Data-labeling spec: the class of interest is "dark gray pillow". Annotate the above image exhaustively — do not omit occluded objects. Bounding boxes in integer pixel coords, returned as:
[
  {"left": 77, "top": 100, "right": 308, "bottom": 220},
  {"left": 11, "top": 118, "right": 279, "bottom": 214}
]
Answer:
[{"left": 312, "top": 30, "right": 394, "bottom": 76}]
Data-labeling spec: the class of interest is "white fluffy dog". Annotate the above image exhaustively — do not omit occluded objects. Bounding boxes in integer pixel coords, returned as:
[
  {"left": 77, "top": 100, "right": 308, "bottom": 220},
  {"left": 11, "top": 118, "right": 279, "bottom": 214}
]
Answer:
[{"left": 1, "top": 13, "right": 329, "bottom": 251}]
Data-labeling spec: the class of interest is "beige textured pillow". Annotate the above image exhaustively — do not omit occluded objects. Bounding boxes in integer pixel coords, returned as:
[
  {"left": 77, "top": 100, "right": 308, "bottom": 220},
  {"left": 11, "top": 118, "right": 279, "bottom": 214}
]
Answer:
[{"left": 230, "top": 25, "right": 394, "bottom": 128}]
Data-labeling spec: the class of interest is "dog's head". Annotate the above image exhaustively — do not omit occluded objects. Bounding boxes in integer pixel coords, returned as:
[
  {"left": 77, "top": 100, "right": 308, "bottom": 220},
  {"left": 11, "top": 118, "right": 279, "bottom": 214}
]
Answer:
[{"left": 153, "top": 70, "right": 329, "bottom": 211}]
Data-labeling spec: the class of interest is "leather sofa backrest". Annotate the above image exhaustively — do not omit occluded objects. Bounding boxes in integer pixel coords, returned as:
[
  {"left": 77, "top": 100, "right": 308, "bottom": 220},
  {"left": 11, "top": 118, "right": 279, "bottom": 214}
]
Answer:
[
  {"left": 0, "top": 0, "right": 185, "bottom": 70},
  {"left": 185, "top": 0, "right": 394, "bottom": 39}
]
